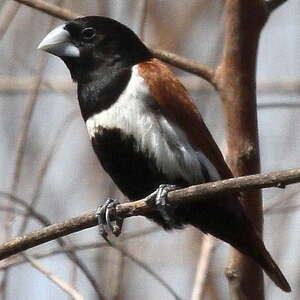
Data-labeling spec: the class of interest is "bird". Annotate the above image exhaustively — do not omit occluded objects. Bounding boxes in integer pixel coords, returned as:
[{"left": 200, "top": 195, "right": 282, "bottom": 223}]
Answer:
[{"left": 38, "top": 16, "right": 291, "bottom": 292}]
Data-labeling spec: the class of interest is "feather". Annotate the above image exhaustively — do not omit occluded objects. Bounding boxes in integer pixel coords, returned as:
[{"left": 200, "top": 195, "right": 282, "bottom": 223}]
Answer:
[{"left": 138, "top": 59, "right": 232, "bottom": 179}]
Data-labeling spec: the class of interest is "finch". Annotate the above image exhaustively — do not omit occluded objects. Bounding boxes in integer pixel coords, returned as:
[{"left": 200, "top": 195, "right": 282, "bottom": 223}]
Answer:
[{"left": 38, "top": 16, "right": 290, "bottom": 292}]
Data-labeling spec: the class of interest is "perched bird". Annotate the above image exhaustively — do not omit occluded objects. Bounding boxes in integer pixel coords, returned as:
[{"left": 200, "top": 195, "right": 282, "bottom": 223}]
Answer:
[{"left": 38, "top": 16, "right": 290, "bottom": 292}]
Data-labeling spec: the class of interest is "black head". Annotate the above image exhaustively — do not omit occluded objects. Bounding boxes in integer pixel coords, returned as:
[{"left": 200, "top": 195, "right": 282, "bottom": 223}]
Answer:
[{"left": 38, "top": 16, "right": 152, "bottom": 81}]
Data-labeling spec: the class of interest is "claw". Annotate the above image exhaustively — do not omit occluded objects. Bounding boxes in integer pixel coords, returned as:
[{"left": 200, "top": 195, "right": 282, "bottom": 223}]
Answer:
[
  {"left": 145, "top": 184, "right": 178, "bottom": 228},
  {"left": 96, "top": 198, "right": 124, "bottom": 243}
]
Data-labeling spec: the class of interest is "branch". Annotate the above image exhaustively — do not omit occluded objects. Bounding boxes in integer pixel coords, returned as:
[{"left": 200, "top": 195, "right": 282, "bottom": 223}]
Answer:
[
  {"left": 17, "top": 12, "right": 78, "bottom": 237},
  {"left": 191, "top": 235, "right": 216, "bottom": 300},
  {"left": 136, "top": 0, "right": 147, "bottom": 39},
  {"left": 3, "top": 77, "right": 300, "bottom": 95},
  {"left": 0, "top": 50, "right": 47, "bottom": 300},
  {"left": 149, "top": 48, "right": 215, "bottom": 85},
  {"left": 0, "top": 192, "right": 105, "bottom": 300},
  {"left": 0, "top": 1, "right": 21, "bottom": 39},
  {"left": 6, "top": 53, "right": 47, "bottom": 236},
  {"left": 14, "top": 0, "right": 78, "bottom": 20},
  {"left": 24, "top": 254, "right": 84, "bottom": 300},
  {"left": 14, "top": 0, "right": 215, "bottom": 85},
  {"left": 0, "top": 168, "right": 300, "bottom": 261},
  {"left": 215, "top": 1, "right": 270, "bottom": 298},
  {"left": 109, "top": 242, "right": 183, "bottom": 300},
  {"left": 18, "top": 112, "right": 77, "bottom": 234},
  {"left": 0, "top": 227, "right": 159, "bottom": 270},
  {"left": 0, "top": 226, "right": 181, "bottom": 300}
]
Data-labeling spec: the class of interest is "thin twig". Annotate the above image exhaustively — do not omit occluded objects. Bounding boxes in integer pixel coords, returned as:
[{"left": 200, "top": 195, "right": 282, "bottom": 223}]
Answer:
[
  {"left": 0, "top": 225, "right": 179, "bottom": 300},
  {"left": 149, "top": 48, "right": 215, "bottom": 85},
  {"left": 0, "top": 1, "right": 21, "bottom": 39},
  {"left": 23, "top": 254, "right": 85, "bottom": 300},
  {"left": 0, "top": 226, "right": 160, "bottom": 270},
  {"left": 1, "top": 168, "right": 300, "bottom": 261},
  {"left": 1, "top": 51, "right": 47, "bottom": 299},
  {"left": 109, "top": 242, "right": 183, "bottom": 300},
  {"left": 0, "top": 191, "right": 105, "bottom": 300},
  {"left": 191, "top": 235, "right": 216, "bottom": 300},
  {"left": 0, "top": 192, "right": 54, "bottom": 225},
  {"left": 136, "top": 0, "right": 148, "bottom": 40},
  {"left": 69, "top": 260, "right": 78, "bottom": 300},
  {"left": 0, "top": 191, "right": 159, "bottom": 299},
  {"left": 18, "top": 111, "right": 78, "bottom": 234},
  {"left": 2, "top": 77, "right": 300, "bottom": 95},
  {"left": 1, "top": 8, "right": 103, "bottom": 295},
  {"left": 6, "top": 53, "right": 47, "bottom": 235},
  {"left": 17, "top": 1, "right": 76, "bottom": 236},
  {"left": 0, "top": 226, "right": 161, "bottom": 270},
  {"left": 110, "top": 250, "right": 125, "bottom": 300},
  {"left": 13, "top": 0, "right": 78, "bottom": 20},
  {"left": 8, "top": 54, "right": 46, "bottom": 197},
  {"left": 0, "top": 206, "right": 28, "bottom": 216},
  {"left": 0, "top": 236, "right": 181, "bottom": 300}
]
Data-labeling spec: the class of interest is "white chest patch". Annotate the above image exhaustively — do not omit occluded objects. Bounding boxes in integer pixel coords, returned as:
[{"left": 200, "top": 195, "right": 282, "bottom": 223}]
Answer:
[{"left": 86, "top": 65, "right": 219, "bottom": 184}]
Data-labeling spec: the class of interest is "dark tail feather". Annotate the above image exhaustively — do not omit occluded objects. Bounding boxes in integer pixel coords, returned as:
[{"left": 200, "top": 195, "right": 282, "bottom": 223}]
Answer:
[
  {"left": 217, "top": 212, "right": 292, "bottom": 293},
  {"left": 186, "top": 194, "right": 290, "bottom": 292},
  {"left": 239, "top": 222, "right": 291, "bottom": 292},
  {"left": 190, "top": 203, "right": 291, "bottom": 292}
]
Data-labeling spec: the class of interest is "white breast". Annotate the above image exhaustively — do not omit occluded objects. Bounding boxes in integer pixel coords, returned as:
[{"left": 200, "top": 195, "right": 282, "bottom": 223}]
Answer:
[{"left": 86, "top": 65, "right": 219, "bottom": 184}]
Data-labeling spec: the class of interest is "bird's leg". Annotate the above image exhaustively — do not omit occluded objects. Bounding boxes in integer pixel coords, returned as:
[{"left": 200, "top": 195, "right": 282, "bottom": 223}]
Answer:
[
  {"left": 96, "top": 198, "right": 124, "bottom": 243},
  {"left": 145, "top": 184, "right": 179, "bottom": 227}
]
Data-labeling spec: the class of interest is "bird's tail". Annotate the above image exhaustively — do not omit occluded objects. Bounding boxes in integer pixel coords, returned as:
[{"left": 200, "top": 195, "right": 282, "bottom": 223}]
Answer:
[
  {"left": 189, "top": 195, "right": 291, "bottom": 292},
  {"left": 232, "top": 218, "right": 291, "bottom": 293}
]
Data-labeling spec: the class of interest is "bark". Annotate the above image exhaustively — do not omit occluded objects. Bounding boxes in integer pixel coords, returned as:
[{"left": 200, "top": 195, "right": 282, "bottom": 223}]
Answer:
[
  {"left": 0, "top": 168, "right": 300, "bottom": 261},
  {"left": 215, "top": 1, "right": 268, "bottom": 298}
]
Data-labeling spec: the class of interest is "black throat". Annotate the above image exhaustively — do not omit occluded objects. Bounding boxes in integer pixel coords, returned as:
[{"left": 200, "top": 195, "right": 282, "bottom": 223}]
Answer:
[
  {"left": 77, "top": 63, "right": 132, "bottom": 121},
  {"left": 66, "top": 48, "right": 151, "bottom": 121}
]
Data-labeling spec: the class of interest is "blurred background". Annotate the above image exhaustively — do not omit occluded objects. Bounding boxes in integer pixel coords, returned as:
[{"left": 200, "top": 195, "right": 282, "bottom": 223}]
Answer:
[{"left": 0, "top": 0, "right": 299, "bottom": 299}]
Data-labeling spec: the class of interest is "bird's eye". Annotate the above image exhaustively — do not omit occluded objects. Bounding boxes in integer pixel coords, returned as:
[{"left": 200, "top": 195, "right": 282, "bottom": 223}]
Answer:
[{"left": 81, "top": 27, "right": 96, "bottom": 41}]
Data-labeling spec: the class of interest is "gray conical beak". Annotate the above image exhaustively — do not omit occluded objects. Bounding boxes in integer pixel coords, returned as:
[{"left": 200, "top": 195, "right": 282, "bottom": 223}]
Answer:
[{"left": 38, "top": 24, "right": 80, "bottom": 57}]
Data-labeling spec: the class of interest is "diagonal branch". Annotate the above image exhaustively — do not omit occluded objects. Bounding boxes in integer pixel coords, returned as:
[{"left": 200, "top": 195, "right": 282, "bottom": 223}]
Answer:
[
  {"left": 14, "top": 0, "right": 78, "bottom": 20},
  {"left": 109, "top": 242, "right": 183, "bottom": 300},
  {"left": 191, "top": 235, "right": 216, "bottom": 300},
  {"left": 24, "top": 254, "right": 85, "bottom": 300},
  {"left": 0, "top": 227, "right": 159, "bottom": 270},
  {"left": 0, "top": 168, "right": 300, "bottom": 261},
  {"left": 0, "top": 192, "right": 105, "bottom": 300},
  {"left": 150, "top": 48, "right": 215, "bottom": 85},
  {"left": 18, "top": 112, "right": 78, "bottom": 234},
  {"left": 0, "top": 1, "right": 21, "bottom": 39}
]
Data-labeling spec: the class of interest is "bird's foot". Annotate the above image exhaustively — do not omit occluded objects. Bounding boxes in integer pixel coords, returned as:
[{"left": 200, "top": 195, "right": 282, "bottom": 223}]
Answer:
[
  {"left": 96, "top": 198, "right": 123, "bottom": 243},
  {"left": 145, "top": 184, "right": 179, "bottom": 228}
]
